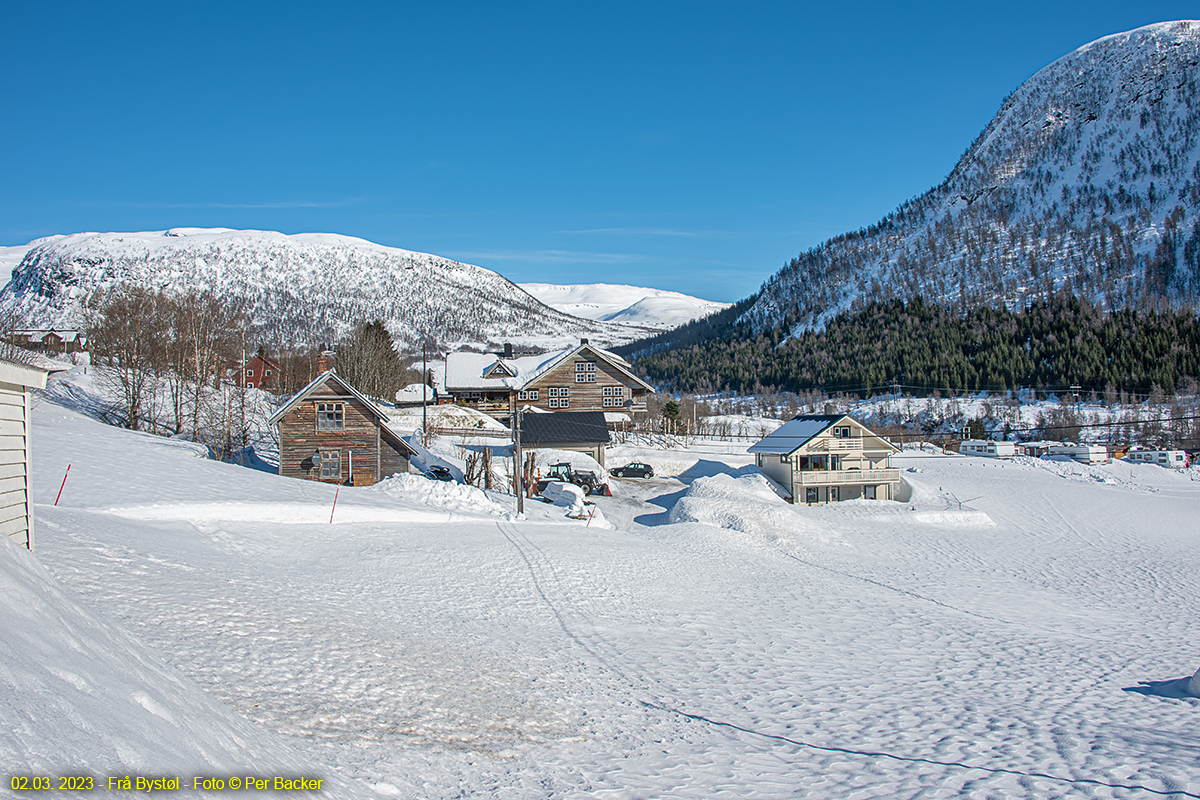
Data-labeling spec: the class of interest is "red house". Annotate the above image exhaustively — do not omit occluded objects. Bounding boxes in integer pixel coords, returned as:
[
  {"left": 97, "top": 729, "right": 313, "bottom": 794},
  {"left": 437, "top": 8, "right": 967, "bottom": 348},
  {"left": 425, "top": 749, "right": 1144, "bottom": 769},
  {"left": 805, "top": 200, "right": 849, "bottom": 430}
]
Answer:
[{"left": 239, "top": 354, "right": 284, "bottom": 390}]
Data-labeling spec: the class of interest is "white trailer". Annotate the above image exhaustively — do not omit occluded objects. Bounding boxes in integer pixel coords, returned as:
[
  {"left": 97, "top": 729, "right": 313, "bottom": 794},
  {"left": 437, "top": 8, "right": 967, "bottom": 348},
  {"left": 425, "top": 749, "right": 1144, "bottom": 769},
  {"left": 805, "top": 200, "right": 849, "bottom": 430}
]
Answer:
[
  {"left": 959, "top": 439, "right": 1017, "bottom": 458},
  {"left": 1048, "top": 444, "right": 1109, "bottom": 464},
  {"left": 1126, "top": 449, "right": 1191, "bottom": 469}
]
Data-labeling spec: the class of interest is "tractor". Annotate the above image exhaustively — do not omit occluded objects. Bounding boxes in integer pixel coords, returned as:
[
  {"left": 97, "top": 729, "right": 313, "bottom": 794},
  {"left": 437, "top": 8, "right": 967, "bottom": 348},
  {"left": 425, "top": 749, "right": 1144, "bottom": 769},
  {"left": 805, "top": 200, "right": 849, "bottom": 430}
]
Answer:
[{"left": 536, "top": 461, "right": 608, "bottom": 496}]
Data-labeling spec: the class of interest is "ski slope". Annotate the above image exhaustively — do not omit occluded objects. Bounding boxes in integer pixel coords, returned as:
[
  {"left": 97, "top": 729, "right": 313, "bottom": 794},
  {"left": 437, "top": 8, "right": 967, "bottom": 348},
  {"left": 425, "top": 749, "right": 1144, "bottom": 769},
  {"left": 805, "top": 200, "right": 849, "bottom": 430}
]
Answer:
[{"left": 5, "top": 385, "right": 1199, "bottom": 798}]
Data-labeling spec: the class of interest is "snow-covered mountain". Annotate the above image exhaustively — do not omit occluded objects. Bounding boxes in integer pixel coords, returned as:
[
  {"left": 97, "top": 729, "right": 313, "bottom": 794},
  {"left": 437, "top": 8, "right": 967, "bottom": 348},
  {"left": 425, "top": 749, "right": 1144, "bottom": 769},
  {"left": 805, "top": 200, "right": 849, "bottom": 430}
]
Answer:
[
  {"left": 743, "top": 20, "right": 1200, "bottom": 334},
  {"left": 0, "top": 228, "right": 653, "bottom": 350},
  {"left": 519, "top": 282, "right": 729, "bottom": 329}
]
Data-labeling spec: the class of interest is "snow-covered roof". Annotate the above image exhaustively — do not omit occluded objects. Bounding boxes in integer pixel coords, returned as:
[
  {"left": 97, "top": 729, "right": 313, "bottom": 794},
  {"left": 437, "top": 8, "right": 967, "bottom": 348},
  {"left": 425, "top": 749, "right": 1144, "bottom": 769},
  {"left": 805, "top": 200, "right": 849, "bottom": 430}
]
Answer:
[
  {"left": 445, "top": 344, "right": 652, "bottom": 393},
  {"left": 747, "top": 415, "right": 840, "bottom": 455},
  {"left": 394, "top": 383, "right": 434, "bottom": 404}
]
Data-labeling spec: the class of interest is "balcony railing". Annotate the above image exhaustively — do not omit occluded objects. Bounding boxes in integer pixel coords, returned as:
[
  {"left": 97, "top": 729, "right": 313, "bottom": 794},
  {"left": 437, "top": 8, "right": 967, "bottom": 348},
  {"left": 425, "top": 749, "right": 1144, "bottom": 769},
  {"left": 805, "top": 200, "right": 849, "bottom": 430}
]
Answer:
[{"left": 793, "top": 468, "right": 900, "bottom": 486}]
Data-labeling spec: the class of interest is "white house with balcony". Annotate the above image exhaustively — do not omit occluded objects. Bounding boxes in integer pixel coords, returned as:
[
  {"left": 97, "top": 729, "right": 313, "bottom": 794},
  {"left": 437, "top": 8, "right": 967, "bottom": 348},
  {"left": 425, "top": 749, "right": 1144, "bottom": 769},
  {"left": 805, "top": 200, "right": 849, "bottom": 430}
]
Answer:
[{"left": 749, "top": 414, "right": 900, "bottom": 505}]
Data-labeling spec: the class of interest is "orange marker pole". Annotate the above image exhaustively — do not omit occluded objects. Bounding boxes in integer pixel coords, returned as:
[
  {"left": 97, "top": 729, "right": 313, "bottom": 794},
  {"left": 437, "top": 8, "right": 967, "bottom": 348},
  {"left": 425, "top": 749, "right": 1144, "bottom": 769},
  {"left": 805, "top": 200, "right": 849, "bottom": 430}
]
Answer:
[
  {"left": 330, "top": 486, "right": 340, "bottom": 524},
  {"left": 54, "top": 464, "right": 71, "bottom": 506}
]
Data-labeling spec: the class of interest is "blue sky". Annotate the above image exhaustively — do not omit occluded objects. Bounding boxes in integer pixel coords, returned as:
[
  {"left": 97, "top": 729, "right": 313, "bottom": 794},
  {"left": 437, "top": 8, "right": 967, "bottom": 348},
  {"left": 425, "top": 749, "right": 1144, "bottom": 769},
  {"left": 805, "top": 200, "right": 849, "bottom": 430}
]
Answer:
[{"left": 3, "top": 2, "right": 1197, "bottom": 302}]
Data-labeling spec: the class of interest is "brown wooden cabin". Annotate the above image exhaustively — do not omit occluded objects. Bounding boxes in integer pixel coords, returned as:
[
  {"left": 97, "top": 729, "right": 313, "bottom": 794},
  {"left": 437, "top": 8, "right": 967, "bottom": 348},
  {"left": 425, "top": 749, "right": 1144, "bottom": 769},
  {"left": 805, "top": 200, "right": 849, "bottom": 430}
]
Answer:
[{"left": 269, "top": 371, "right": 415, "bottom": 486}]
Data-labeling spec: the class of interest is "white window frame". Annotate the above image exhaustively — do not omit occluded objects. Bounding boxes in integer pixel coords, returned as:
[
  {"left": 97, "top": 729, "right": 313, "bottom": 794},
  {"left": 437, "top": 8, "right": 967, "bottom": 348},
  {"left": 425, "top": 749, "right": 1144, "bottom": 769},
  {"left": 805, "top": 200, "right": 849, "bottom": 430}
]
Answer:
[{"left": 316, "top": 402, "right": 344, "bottom": 432}]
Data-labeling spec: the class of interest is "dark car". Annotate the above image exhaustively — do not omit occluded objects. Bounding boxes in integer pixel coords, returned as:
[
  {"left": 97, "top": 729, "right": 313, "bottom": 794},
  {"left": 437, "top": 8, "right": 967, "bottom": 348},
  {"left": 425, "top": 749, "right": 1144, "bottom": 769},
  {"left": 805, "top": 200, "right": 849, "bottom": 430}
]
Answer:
[
  {"left": 610, "top": 462, "right": 654, "bottom": 479},
  {"left": 424, "top": 465, "right": 454, "bottom": 482}
]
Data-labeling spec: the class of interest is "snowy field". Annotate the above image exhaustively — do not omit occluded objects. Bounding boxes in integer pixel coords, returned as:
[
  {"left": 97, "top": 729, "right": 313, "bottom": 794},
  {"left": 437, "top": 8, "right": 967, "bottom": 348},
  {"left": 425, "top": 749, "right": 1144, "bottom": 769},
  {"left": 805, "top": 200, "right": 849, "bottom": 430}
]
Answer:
[{"left": 4, "top": 386, "right": 1200, "bottom": 798}]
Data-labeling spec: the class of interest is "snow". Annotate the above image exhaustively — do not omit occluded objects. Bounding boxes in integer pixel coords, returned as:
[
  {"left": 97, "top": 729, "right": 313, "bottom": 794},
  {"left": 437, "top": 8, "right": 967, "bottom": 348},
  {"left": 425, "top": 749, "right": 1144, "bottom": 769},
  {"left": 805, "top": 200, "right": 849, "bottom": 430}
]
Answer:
[
  {"left": 7, "top": 379, "right": 1200, "bottom": 798},
  {"left": 0, "top": 228, "right": 652, "bottom": 352},
  {"left": 519, "top": 282, "right": 730, "bottom": 330}
]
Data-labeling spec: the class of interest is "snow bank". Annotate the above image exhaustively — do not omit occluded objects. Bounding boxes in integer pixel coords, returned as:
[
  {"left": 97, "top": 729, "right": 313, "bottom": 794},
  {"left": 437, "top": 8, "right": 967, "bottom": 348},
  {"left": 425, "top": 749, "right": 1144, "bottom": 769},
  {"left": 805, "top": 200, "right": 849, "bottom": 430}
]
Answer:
[
  {"left": 540, "top": 480, "right": 586, "bottom": 510},
  {"left": 1189, "top": 667, "right": 1200, "bottom": 699},
  {"left": 373, "top": 473, "right": 504, "bottom": 517},
  {"left": 0, "top": 536, "right": 369, "bottom": 794},
  {"left": 669, "top": 473, "right": 805, "bottom": 541}
]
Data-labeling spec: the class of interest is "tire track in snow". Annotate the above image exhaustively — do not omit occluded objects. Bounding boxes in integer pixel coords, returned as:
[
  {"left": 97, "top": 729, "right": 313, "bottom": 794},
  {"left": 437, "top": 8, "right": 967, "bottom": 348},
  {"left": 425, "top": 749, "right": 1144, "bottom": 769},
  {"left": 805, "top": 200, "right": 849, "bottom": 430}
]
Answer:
[
  {"left": 493, "top": 521, "right": 646, "bottom": 692},
  {"left": 639, "top": 700, "right": 1200, "bottom": 799}
]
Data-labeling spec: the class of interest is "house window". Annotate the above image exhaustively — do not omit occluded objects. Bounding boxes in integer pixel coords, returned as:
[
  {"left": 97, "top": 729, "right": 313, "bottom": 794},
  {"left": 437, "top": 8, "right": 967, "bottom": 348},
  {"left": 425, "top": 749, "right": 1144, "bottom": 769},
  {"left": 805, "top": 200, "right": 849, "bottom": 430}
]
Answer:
[
  {"left": 833, "top": 426, "right": 851, "bottom": 438},
  {"left": 560, "top": 397, "right": 569, "bottom": 408},
  {"left": 586, "top": 373, "right": 595, "bottom": 382},
  {"left": 829, "top": 487, "right": 839, "bottom": 502},
  {"left": 518, "top": 390, "right": 527, "bottom": 400},
  {"left": 864, "top": 485, "right": 876, "bottom": 500},
  {"left": 587, "top": 362, "right": 596, "bottom": 371},
  {"left": 576, "top": 362, "right": 586, "bottom": 372},
  {"left": 316, "top": 403, "right": 344, "bottom": 431},
  {"left": 806, "top": 487, "right": 818, "bottom": 504},
  {"left": 549, "top": 398, "right": 558, "bottom": 408},
  {"left": 603, "top": 397, "right": 616, "bottom": 407},
  {"left": 265, "top": 370, "right": 271, "bottom": 377},
  {"left": 548, "top": 387, "right": 559, "bottom": 398},
  {"left": 320, "top": 450, "right": 341, "bottom": 480},
  {"left": 528, "top": 389, "right": 538, "bottom": 400},
  {"left": 613, "top": 386, "right": 623, "bottom": 396},
  {"left": 603, "top": 386, "right": 613, "bottom": 396},
  {"left": 576, "top": 372, "right": 586, "bottom": 383},
  {"left": 560, "top": 386, "right": 569, "bottom": 397}
]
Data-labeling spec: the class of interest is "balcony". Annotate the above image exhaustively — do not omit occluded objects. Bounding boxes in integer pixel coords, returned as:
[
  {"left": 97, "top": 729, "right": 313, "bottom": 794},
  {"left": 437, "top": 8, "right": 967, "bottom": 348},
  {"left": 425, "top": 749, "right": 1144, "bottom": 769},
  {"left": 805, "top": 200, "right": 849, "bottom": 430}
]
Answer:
[
  {"left": 809, "top": 437, "right": 864, "bottom": 452},
  {"left": 793, "top": 468, "right": 900, "bottom": 486}
]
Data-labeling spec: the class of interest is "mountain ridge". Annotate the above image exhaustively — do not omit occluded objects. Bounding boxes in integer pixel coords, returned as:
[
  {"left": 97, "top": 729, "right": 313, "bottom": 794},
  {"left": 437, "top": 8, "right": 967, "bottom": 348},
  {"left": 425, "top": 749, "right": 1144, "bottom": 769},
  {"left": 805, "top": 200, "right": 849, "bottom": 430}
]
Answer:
[
  {"left": 737, "top": 20, "right": 1200, "bottom": 337},
  {"left": 0, "top": 228, "right": 656, "bottom": 351}
]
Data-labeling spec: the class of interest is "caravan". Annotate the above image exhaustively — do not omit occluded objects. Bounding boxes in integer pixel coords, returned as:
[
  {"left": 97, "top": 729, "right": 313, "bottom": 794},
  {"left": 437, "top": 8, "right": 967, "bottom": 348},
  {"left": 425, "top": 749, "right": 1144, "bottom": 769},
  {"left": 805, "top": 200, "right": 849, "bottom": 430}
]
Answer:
[
  {"left": 959, "top": 440, "right": 1017, "bottom": 458},
  {"left": 1126, "top": 449, "right": 1191, "bottom": 469},
  {"left": 1048, "top": 444, "right": 1109, "bottom": 464}
]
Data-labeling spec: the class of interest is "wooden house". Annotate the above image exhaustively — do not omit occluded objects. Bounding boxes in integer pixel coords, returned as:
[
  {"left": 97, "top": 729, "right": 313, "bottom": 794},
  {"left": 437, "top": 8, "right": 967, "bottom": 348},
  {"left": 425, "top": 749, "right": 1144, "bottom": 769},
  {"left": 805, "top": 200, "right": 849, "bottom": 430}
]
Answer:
[
  {"left": 0, "top": 359, "right": 48, "bottom": 551},
  {"left": 268, "top": 371, "right": 415, "bottom": 486},
  {"left": 519, "top": 411, "right": 611, "bottom": 466},
  {"left": 238, "top": 354, "right": 284, "bottom": 390},
  {"left": 7, "top": 330, "right": 87, "bottom": 356},
  {"left": 445, "top": 340, "right": 654, "bottom": 424},
  {"left": 749, "top": 414, "right": 900, "bottom": 505}
]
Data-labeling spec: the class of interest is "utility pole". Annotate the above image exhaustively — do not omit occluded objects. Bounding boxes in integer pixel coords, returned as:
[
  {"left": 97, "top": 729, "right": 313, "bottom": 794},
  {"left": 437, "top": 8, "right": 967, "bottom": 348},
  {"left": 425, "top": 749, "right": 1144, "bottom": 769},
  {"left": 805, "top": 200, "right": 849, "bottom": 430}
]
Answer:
[
  {"left": 422, "top": 337, "right": 428, "bottom": 444},
  {"left": 513, "top": 405, "right": 523, "bottom": 515}
]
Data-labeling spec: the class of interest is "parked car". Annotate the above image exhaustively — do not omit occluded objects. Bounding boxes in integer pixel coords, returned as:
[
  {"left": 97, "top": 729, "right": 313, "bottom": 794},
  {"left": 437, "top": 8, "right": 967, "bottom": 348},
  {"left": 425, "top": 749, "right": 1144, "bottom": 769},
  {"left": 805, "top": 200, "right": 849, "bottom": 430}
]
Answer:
[
  {"left": 424, "top": 465, "right": 454, "bottom": 482},
  {"left": 610, "top": 462, "right": 654, "bottom": 479}
]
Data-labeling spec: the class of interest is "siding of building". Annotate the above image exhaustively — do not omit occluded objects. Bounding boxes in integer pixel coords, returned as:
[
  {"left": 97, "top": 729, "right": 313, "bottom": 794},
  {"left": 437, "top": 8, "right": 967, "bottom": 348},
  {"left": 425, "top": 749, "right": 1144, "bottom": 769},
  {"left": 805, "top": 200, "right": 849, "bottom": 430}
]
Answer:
[
  {"left": 522, "top": 356, "right": 648, "bottom": 416},
  {"left": 278, "top": 382, "right": 395, "bottom": 484},
  {"left": 0, "top": 362, "right": 48, "bottom": 550}
]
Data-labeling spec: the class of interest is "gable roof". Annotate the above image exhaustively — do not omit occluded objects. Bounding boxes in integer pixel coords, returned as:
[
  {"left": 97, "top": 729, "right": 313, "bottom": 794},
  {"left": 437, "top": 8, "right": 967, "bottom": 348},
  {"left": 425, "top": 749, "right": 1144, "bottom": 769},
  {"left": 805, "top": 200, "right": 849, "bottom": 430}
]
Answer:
[
  {"left": 520, "top": 410, "right": 611, "bottom": 446},
  {"left": 445, "top": 343, "right": 654, "bottom": 393},
  {"left": 748, "top": 414, "right": 899, "bottom": 455},
  {"left": 267, "top": 370, "right": 387, "bottom": 426},
  {"left": 748, "top": 415, "right": 842, "bottom": 454}
]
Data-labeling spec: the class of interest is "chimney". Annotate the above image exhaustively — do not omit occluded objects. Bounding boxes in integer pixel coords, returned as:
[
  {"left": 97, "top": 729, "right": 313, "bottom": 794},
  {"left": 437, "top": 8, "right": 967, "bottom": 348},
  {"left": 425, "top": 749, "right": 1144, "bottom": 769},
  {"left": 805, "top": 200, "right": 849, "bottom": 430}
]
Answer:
[
  {"left": 581, "top": 338, "right": 589, "bottom": 346},
  {"left": 318, "top": 350, "right": 335, "bottom": 373},
  {"left": 824, "top": 402, "right": 836, "bottom": 415},
  {"left": 503, "top": 343, "right": 513, "bottom": 359}
]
